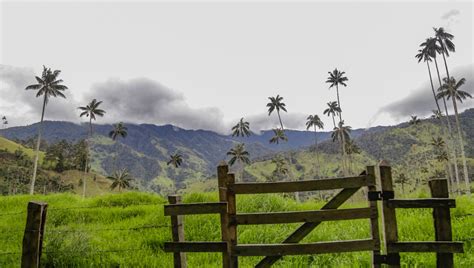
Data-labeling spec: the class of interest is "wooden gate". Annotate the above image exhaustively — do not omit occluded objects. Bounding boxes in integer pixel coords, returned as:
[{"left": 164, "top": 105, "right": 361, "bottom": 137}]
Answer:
[{"left": 163, "top": 162, "right": 463, "bottom": 267}]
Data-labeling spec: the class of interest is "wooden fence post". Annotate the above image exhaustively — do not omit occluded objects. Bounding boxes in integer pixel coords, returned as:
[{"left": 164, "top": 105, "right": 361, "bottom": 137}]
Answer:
[
  {"left": 379, "top": 165, "right": 400, "bottom": 267},
  {"left": 367, "top": 166, "right": 381, "bottom": 268},
  {"left": 429, "top": 179, "right": 454, "bottom": 268},
  {"left": 168, "top": 195, "right": 187, "bottom": 268},
  {"left": 226, "top": 173, "right": 238, "bottom": 268},
  {"left": 218, "top": 162, "right": 231, "bottom": 268},
  {"left": 21, "top": 201, "right": 48, "bottom": 268}
]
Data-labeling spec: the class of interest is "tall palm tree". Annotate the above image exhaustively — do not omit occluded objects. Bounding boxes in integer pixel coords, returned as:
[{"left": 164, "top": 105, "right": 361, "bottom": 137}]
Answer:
[
  {"left": 326, "top": 68, "right": 348, "bottom": 122},
  {"left": 306, "top": 114, "right": 324, "bottom": 177},
  {"left": 269, "top": 128, "right": 288, "bottom": 145},
  {"left": 416, "top": 47, "right": 443, "bottom": 116},
  {"left": 437, "top": 77, "right": 472, "bottom": 193},
  {"left": 231, "top": 118, "right": 251, "bottom": 137},
  {"left": 331, "top": 120, "right": 351, "bottom": 175},
  {"left": 109, "top": 122, "right": 128, "bottom": 171},
  {"left": 109, "top": 122, "right": 128, "bottom": 141},
  {"left": 409, "top": 115, "right": 421, "bottom": 125},
  {"left": 421, "top": 37, "right": 459, "bottom": 187},
  {"left": 267, "top": 95, "right": 287, "bottom": 130},
  {"left": 323, "top": 101, "right": 341, "bottom": 128},
  {"left": 107, "top": 169, "right": 133, "bottom": 192},
  {"left": 25, "top": 66, "right": 68, "bottom": 194},
  {"left": 345, "top": 139, "right": 360, "bottom": 174},
  {"left": 227, "top": 143, "right": 250, "bottom": 180},
  {"left": 78, "top": 99, "right": 106, "bottom": 198},
  {"left": 271, "top": 155, "right": 288, "bottom": 182},
  {"left": 167, "top": 153, "right": 183, "bottom": 168}
]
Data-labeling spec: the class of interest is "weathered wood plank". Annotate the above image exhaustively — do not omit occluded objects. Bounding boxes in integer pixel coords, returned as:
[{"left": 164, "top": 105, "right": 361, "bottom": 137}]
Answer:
[
  {"left": 217, "top": 163, "right": 231, "bottom": 268},
  {"left": 164, "top": 202, "right": 227, "bottom": 216},
  {"left": 226, "top": 173, "right": 238, "bottom": 267},
  {"left": 430, "top": 179, "right": 455, "bottom": 268},
  {"left": 168, "top": 195, "right": 186, "bottom": 268},
  {"left": 367, "top": 166, "right": 381, "bottom": 268},
  {"left": 256, "top": 187, "right": 360, "bottom": 267},
  {"left": 235, "top": 239, "right": 375, "bottom": 256},
  {"left": 234, "top": 207, "right": 373, "bottom": 225},
  {"left": 388, "top": 242, "right": 464, "bottom": 253},
  {"left": 387, "top": 198, "right": 455, "bottom": 209},
  {"left": 379, "top": 165, "right": 401, "bottom": 267},
  {"left": 164, "top": 242, "right": 228, "bottom": 253},
  {"left": 230, "top": 175, "right": 373, "bottom": 194}
]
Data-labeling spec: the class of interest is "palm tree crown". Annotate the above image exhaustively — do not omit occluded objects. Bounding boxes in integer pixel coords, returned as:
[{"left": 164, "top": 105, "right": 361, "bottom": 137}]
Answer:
[
  {"left": 269, "top": 128, "right": 288, "bottom": 145},
  {"left": 79, "top": 99, "right": 106, "bottom": 121},
  {"left": 434, "top": 27, "right": 455, "bottom": 56},
  {"left": 409, "top": 116, "right": 421, "bottom": 125},
  {"left": 109, "top": 122, "right": 128, "bottom": 141},
  {"left": 306, "top": 115, "right": 324, "bottom": 130},
  {"left": 167, "top": 153, "right": 183, "bottom": 168},
  {"left": 25, "top": 66, "right": 68, "bottom": 103},
  {"left": 226, "top": 143, "right": 250, "bottom": 166},
  {"left": 437, "top": 77, "right": 472, "bottom": 102},
  {"left": 267, "top": 95, "right": 287, "bottom": 130},
  {"left": 331, "top": 121, "right": 351, "bottom": 144},
  {"left": 326, "top": 68, "right": 348, "bottom": 88},
  {"left": 231, "top": 118, "right": 251, "bottom": 137},
  {"left": 107, "top": 169, "right": 133, "bottom": 192}
]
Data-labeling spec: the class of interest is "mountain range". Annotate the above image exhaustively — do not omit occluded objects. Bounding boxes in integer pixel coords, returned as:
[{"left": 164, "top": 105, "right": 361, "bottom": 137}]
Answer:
[{"left": 0, "top": 108, "right": 472, "bottom": 192}]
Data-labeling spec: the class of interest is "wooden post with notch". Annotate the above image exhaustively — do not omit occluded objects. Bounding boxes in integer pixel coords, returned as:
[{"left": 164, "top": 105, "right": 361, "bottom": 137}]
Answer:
[
  {"left": 226, "top": 173, "right": 238, "bottom": 267},
  {"left": 367, "top": 166, "right": 381, "bottom": 268},
  {"left": 168, "top": 195, "right": 187, "bottom": 268},
  {"left": 218, "top": 162, "right": 231, "bottom": 268},
  {"left": 21, "top": 201, "right": 48, "bottom": 268},
  {"left": 379, "top": 164, "right": 400, "bottom": 267},
  {"left": 429, "top": 179, "right": 454, "bottom": 268}
]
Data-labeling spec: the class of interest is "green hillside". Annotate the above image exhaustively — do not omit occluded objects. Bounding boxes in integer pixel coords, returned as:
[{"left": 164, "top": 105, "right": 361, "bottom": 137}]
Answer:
[
  {"left": 0, "top": 192, "right": 472, "bottom": 267},
  {"left": 0, "top": 136, "right": 45, "bottom": 163}
]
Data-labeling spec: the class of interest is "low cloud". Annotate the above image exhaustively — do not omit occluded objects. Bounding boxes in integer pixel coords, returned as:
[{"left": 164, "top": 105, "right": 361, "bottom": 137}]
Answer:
[
  {"left": 245, "top": 112, "right": 308, "bottom": 133},
  {"left": 379, "top": 64, "right": 474, "bottom": 121},
  {"left": 84, "top": 77, "right": 228, "bottom": 133},
  {"left": 441, "top": 9, "right": 460, "bottom": 20}
]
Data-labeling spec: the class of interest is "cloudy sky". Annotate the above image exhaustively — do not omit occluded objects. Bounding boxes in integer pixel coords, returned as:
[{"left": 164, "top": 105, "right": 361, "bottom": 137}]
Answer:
[{"left": 0, "top": 1, "right": 473, "bottom": 134}]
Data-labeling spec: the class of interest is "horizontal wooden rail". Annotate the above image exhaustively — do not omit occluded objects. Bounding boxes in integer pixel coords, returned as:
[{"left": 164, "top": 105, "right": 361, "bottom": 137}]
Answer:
[
  {"left": 233, "top": 239, "right": 375, "bottom": 256},
  {"left": 164, "top": 242, "right": 228, "bottom": 253},
  {"left": 234, "top": 207, "right": 373, "bottom": 225},
  {"left": 164, "top": 202, "right": 227, "bottom": 216},
  {"left": 229, "top": 175, "right": 374, "bottom": 194},
  {"left": 387, "top": 198, "right": 455, "bottom": 209},
  {"left": 388, "top": 242, "right": 464, "bottom": 253}
]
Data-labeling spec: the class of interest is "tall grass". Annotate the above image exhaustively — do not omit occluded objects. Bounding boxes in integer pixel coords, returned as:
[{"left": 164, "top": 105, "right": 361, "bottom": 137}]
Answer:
[{"left": 0, "top": 192, "right": 472, "bottom": 267}]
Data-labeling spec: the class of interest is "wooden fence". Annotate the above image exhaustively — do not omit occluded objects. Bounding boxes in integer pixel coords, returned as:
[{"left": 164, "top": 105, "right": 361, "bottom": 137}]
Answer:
[{"left": 163, "top": 163, "right": 464, "bottom": 268}]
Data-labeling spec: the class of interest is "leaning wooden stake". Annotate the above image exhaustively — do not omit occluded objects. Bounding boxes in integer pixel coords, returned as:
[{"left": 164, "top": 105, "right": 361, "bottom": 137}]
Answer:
[
  {"left": 21, "top": 201, "right": 48, "bottom": 268},
  {"left": 168, "top": 195, "right": 187, "bottom": 268},
  {"left": 379, "top": 165, "right": 401, "bottom": 267},
  {"left": 429, "top": 179, "right": 454, "bottom": 268},
  {"left": 218, "top": 163, "right": 231, "bottom": 268}
]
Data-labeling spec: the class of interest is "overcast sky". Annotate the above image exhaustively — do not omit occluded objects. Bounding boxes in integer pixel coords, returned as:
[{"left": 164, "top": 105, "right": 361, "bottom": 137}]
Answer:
[{"left": 1, "top": 1, "right": 473, "bottom": 134}]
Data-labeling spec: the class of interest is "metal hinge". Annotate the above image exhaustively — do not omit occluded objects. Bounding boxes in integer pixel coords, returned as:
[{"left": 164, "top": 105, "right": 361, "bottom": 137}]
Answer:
[
  {"left": 374, "top": 254, "right": 400, "bottom": 265},
  {"left": 368, "top": 191, "right": 394, "bottom": 201}
]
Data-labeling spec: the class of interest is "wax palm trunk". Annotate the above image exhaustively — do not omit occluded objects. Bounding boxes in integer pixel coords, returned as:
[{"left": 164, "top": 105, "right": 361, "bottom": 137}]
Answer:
[
  {"left": 277, "top": 113, "right": 299, "bottom": 201},
  {"left": 451, "top": 98, "right": 471, "bottom": 193},
  {"left": 313, "top": 126, "right": 321, "bottom": 178},
  {"left": 434, "top": 57, "right": 460, "bottom": 189},
  {"left": 81, "top": 118, "right": 93, "bottom": 198},
  {"left": 426, "top": 61, "right": 455, "bottom": 189},
  {"left": 335, "top": 84, "right": 348, "bottom": 175},
  {"left": 439, "top": 49, "right": 470, "bottom": 193},
  {"left": 30, "top": 94, "right": 47, "bottom": 194}
]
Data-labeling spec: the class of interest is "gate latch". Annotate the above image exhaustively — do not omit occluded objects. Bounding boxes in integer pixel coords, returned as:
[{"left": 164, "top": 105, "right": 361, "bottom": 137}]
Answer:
[{"left": 368, "top": 191, "right": 394, "bottom": 201}]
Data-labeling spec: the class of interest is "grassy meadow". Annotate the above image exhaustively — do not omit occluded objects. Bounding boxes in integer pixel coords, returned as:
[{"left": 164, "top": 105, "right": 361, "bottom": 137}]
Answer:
[{"left": 0, "top": 191, "right": 473, "bottom": 267}]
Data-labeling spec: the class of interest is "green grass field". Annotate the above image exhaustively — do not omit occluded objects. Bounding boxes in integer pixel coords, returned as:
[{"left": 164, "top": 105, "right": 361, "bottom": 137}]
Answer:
[{"left": 0, "top": 192, "right": 473, "bottom": 267}]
